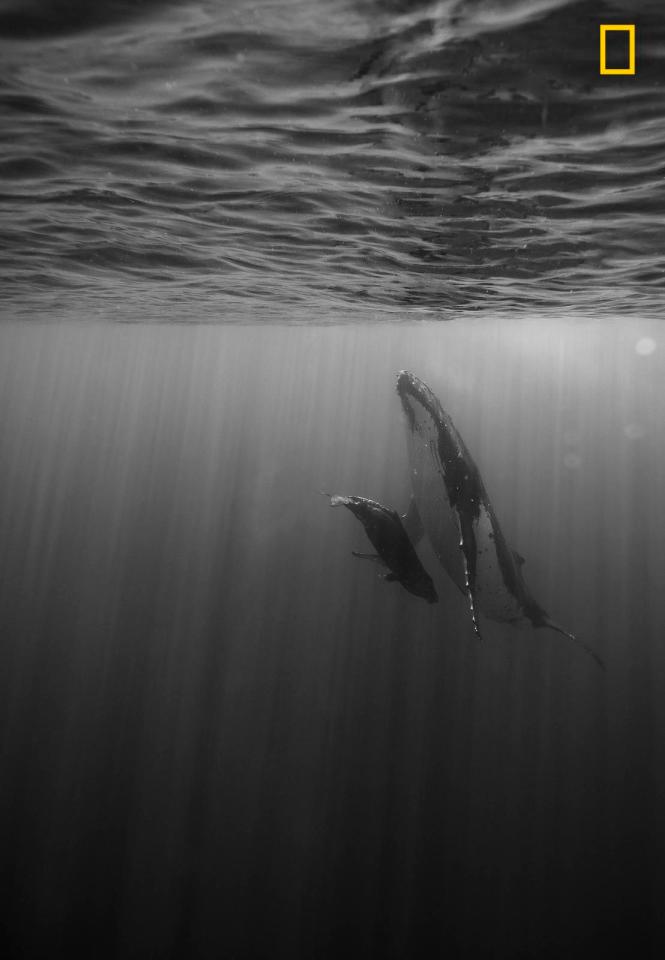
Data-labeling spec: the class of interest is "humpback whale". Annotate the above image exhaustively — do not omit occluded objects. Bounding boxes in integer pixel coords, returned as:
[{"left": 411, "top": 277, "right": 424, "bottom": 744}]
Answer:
[
  {"left": 396, "top": 371, "right": 604, "bottom": 668},
  {"left": 324, "top": 493, "right": 438, "bottom": 604}
]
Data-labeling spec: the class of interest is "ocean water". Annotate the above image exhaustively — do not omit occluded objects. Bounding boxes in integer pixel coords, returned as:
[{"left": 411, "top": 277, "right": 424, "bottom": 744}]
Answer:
[
  {"left": 1, "top": 2, "right": 665, "bottom": 959},
  {"left": 1, "top": 320, "right": 664, "bottom": 958}
]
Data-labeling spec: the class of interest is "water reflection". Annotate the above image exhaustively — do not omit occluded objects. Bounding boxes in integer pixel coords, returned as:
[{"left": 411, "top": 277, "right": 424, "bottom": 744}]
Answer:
[{"left": 1, "top": 0, "right": 664, "bottom": 318}]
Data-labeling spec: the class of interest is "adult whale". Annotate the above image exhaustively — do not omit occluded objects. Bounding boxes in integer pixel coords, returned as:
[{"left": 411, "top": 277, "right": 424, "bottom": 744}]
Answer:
[
  {"left": 396, "top": 370, "right": 603, "bottom": 667},
  {"left": 324, "top": 493, "right": 438, "bottom": 604}
]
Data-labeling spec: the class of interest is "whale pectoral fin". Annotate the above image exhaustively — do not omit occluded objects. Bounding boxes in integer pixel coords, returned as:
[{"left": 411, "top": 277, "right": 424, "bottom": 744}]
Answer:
[
  {"left": 512, "top": 549, "right": 526, "bottom": 567},
  {"left": 351, "top": 551, "right": 386, "bottom": 566},
  {"left": 455, "top": 514, "right": 483, "bottom": 641}
]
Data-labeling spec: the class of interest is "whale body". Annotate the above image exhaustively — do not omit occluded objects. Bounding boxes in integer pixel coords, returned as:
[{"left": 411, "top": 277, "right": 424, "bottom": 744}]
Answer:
[
  {"left": 325, "top": 492, "right": 438, "bottom": 604},
  {"left": 396, "top": 370, "right": 603, "bottom": 667}
]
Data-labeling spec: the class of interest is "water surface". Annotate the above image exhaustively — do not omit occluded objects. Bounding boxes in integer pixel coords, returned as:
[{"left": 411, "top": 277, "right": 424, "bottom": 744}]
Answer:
[{"left": 1, "top": 0, "right": 664, "bottom": 320}]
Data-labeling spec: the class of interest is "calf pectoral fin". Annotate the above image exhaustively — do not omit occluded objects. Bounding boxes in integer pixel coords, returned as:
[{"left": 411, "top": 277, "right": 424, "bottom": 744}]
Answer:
[{"left": 352, "top": 551, "right": 386, "bottom": 567}]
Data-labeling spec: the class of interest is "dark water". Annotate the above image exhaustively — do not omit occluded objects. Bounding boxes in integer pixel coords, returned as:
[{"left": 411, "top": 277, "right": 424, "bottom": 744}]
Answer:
[
  {"left": 1, "top": 321, "right": 664, "bottom": 959},
  {"left": 1, "top": 0, "right": 665, "bottom": 319},
  {"left": 2, "top": 2, "right": 665, "bottom": 959}
]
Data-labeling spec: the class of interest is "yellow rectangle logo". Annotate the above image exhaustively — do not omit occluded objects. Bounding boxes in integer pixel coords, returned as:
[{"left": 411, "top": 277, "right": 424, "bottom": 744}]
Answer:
[{"left": 600, "top": 24, "right": 635, "bottom": 74}]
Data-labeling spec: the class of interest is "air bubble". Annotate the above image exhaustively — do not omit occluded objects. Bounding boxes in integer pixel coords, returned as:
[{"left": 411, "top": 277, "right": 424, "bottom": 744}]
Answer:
[{"left": 635, "top": 337, "right": 656, "bottom": 356}]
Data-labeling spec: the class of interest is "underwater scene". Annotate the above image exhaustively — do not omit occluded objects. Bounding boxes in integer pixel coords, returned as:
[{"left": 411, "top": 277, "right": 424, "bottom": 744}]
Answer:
[{"left": 1, "top": 1, "right": 664, "bottom": 958}]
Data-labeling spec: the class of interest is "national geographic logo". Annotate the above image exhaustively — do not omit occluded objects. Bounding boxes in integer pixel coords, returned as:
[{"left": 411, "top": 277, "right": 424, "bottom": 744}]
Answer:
[{"left": 600, "top": 24, "right": 636, "bottom": 75}]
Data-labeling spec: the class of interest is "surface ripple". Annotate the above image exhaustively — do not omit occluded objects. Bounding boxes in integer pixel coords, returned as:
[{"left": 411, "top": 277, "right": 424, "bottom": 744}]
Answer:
[{"left": 1, "top": 0, "right": 663, "bottom": 321}]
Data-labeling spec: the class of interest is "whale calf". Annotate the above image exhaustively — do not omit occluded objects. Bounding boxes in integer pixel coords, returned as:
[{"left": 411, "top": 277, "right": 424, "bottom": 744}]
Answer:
[
  {"left": 396, "top": 370, "right": 603, "bottom": 667},
  {"left": 324, "top": 493, "right": 438, "bottom": 604}
]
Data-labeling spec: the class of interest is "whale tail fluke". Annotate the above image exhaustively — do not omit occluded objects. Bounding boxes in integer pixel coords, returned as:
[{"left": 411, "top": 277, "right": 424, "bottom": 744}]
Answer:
[{"left": 541, "top": 617, "right": 605, "bottom": 670}]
